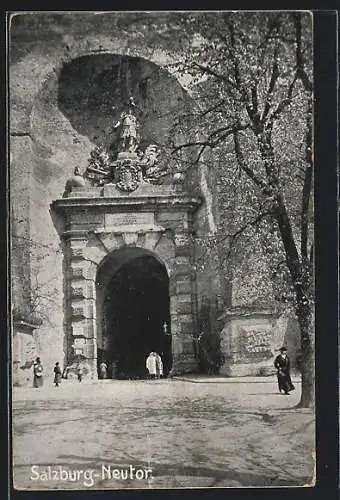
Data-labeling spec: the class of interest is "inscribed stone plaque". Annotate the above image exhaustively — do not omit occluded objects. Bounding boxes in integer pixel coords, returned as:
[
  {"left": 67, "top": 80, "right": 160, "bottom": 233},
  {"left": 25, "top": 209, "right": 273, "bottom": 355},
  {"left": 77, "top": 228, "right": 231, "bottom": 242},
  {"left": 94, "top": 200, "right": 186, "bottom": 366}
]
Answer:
[{"left": 105, "top": 212, "right": 154, "bottom": 228}]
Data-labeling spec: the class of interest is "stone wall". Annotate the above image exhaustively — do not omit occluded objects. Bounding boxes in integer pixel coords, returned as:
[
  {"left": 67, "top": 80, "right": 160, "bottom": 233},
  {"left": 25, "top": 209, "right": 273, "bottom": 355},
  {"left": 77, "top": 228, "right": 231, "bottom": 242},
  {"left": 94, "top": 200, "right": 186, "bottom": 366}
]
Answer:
[{"left": 192, "top": 156, "right": 225, "bottom": 353}]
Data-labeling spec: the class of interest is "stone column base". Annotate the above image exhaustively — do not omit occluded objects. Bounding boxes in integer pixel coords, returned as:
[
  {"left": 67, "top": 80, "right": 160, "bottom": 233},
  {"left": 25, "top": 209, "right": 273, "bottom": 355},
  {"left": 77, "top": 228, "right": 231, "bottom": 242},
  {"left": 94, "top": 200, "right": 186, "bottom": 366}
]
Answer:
[
  {"left": 12, "top": 318, "right": 41, "bottom": 387},
  {"left": 169, "top": 355, "right": 198, "bottom": 376}
]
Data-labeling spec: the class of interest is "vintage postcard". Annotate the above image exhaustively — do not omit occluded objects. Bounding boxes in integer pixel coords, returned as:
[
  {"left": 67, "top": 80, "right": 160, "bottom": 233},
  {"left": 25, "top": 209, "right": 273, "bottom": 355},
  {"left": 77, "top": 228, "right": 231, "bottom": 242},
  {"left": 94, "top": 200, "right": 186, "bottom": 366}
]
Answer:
[{"left": 9, "top": 10, "right": 316, "bottom": 490}]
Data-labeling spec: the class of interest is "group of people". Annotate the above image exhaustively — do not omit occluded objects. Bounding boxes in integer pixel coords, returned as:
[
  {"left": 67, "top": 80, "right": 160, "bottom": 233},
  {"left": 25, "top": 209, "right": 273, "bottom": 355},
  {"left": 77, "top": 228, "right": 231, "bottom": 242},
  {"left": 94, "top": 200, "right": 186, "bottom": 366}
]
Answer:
[
  {"left": 32, "top": 358, "right": 84, "bottom": 388},
  {"left": 97, "top": 352, "right": 164, "bottom": 380},
  {"left": 32, "top": 346, "right": 294, "bottom": 393},
  {"left": 32, "top": 351, "right": 164, "bottom": 387}
]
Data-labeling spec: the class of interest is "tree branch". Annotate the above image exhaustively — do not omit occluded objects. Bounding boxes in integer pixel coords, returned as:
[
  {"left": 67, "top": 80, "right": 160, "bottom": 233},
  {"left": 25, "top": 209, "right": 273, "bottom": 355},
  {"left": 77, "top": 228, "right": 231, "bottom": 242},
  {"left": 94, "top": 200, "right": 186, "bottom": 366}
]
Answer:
[
  {"left": 227, "top": 211, "right": 272, "bottom": 244},
  {"left": 233, "top": 131, "right": 267, "bottom": 190},
  {"left": 301, "top": 104, "right": 313, "bottom": 261},
  {"left": 257, "top": 14, "right": 282, "bottom": 49},
  {"left": 294, "top": 12, "right": 313, "bottom": 93},
  {"left": 216, "top": 211, "right": 271, "bottom": 262},
  {"left": 192, "top": 62, "right": 234, "bottom": 87},
  {"left": 171, "top": 123, "right": 251, "bottom": 155},
  {"left": 262, "top": 48, "right": 280, "bottom": 121},
  {"left": 264, "top": 14, "right": 311, "bottom": 124},
  {"left": 273, "top": 193, "right": 301, "bottom": 284},
  {"left": 213, "top": 211, "right": 272, "bottom": 265},
  {"left": 171, "top": 140, "right": 215, "bottom": 153},
  {"left": 228, "top": 21, "right": 242, "bottom": 88},
  {"left": 200, "top": 99, "right": 226, "bottom": 117},
  {"left": 227, "top": 19, "right": 253, "bottom": 119},
  {"left": 270, "top": 74, "right": 298, "bottom": 121},
  {"left": 251, "top": 85, "right": 259, "bottom": 115},
  {"left": 195, "top": 143, "right": 208, "bottom": 164}
]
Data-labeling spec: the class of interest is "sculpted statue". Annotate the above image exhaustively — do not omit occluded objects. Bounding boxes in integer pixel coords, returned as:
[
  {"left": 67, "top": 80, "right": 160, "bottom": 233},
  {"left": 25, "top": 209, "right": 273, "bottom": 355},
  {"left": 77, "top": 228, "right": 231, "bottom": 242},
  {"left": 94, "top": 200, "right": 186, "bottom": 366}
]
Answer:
[
  {"left": 64, "top": 166, "right": 86, "bottom": 196},
  {"left": 140, "top": 144, "right": 168, "bottom": 183},
  {"left": 88, "top": 146, "right": 109, "bottom": 171},
  {"left": 139, "top": 144, "right": 160, "bottom": 168},
  {"left": 82, "top": 96, "right": 177, "bottom": 190},
  {"left": 113, "top": 97, "right": 140, "bottom": 154}
]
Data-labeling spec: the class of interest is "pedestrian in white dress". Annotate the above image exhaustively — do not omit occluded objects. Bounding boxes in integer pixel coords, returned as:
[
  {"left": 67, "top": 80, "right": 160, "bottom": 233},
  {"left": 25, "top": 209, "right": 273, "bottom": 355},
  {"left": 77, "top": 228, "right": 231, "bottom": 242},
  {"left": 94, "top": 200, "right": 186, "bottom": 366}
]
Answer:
[{"left": 146, "top": 352, "right": 163, "bottom": 379}]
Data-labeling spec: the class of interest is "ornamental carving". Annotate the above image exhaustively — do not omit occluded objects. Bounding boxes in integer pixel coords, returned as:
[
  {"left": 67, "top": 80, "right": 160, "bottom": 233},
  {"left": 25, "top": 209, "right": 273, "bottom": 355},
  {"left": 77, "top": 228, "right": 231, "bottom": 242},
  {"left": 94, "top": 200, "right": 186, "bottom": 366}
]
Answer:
[
  {"left": 71, "top": 287, "right": 84, "bottom": 298},
  {"left": 72, "top": 306, "right": 85, "bottom": 318},
  {"left": 139, "top": 144, "right": 169, "bottom": 184},
  {"left": 241, "top": 329, "right": 272, "bottom": 357},
  {"left": 71, "top": 267, "right": 84, "bottom": 278},
  {"left": 86, "top": 146, "right": 111, "bottom": 186},
  {"left": 84, "top": 144, "right": 170, "bottom": 191},
  {"left": 82, "top": 97, "right": 176, "bottom": 192}
]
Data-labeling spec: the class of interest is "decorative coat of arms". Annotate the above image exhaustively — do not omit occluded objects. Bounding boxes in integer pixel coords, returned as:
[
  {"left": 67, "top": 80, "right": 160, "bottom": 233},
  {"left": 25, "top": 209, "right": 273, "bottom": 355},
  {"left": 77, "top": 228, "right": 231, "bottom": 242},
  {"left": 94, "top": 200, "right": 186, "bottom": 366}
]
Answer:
[{"left": 115, "top": 162, "right": 141, "bottom": 192}]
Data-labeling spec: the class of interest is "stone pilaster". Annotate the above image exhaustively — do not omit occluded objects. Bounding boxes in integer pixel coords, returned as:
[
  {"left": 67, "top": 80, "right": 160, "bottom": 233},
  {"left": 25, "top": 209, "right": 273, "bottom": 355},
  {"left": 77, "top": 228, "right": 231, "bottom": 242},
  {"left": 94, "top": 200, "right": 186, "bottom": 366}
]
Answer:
[
  {"left": 64, "top": 233, "right": 98, "bottom": 379},
  {"left": 170, "top": 230, "right": 198, "bottom": 374}
]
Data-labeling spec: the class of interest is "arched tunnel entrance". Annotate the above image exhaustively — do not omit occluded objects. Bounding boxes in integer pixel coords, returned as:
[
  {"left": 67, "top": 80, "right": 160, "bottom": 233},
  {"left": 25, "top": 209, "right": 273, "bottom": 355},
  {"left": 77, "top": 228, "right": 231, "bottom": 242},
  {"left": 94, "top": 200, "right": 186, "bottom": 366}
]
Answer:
[{"left": 96, "top": 248, "right": 172, "bottom": 379}]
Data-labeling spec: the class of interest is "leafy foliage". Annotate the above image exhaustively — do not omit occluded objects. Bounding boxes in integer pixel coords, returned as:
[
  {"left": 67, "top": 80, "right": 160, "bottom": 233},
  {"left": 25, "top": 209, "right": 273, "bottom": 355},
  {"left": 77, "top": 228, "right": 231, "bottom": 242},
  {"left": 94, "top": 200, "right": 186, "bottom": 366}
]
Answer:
[{"left": 160, "top": 11, "right": 314, "bottom": 405}]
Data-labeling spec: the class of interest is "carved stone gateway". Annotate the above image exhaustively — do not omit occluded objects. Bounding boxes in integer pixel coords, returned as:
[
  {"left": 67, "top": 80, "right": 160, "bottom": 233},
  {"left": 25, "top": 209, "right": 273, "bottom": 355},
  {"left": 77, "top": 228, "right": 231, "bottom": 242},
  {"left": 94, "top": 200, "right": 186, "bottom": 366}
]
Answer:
[
  {"left": 51, "top": 183, "right": 202, "bottom": 379},
  {"left": 52, "top": 95, "right": 202, "bottom": 379}
]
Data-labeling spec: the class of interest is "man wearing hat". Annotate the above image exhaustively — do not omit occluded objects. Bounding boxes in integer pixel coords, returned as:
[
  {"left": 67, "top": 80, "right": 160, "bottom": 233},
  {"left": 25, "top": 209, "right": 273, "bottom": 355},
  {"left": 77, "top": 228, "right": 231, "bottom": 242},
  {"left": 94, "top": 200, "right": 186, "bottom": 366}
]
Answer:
[{"left": 274, "top": 347, "right": 295, "bottom": 395}]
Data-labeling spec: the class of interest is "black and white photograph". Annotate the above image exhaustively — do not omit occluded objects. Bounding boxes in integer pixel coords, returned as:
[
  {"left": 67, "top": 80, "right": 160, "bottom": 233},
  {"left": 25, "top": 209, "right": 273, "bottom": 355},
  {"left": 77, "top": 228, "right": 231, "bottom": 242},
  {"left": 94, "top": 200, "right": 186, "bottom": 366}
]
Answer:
[{"left": 9, "top": 10, "right": 316, "bottom": 490}]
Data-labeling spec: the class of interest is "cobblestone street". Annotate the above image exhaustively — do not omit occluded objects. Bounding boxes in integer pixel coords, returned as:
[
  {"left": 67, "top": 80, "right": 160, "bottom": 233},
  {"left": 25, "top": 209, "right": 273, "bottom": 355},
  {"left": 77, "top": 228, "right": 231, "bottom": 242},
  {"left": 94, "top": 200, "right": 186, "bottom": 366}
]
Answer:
[{"left": 12, "top": 376, "right": 315, "bottom": 490}]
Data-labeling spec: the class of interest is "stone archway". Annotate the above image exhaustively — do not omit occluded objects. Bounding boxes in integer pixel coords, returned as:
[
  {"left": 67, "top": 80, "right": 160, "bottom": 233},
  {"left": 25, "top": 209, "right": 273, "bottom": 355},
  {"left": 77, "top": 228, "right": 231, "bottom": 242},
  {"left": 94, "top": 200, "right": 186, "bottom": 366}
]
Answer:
[
  {"left": 51, "top": 186, "right": 202, "bottom": 379},
  {"left": 96, "top": 247, "right": 171, "bottom": 378}
]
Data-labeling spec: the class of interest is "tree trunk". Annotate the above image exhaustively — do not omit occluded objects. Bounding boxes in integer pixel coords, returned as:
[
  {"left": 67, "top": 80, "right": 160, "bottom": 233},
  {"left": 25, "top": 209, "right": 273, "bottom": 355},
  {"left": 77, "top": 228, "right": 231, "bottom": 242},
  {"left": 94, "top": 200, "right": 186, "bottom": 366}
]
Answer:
[
  {"left": 297, "top": 344, "right": 314, "bottom": 408},
  {"left": 296, "top": 307, "right": 315, "bottom": 408},
  {"left": 272, "top": 196, "right": 314, "bottom": 408}
]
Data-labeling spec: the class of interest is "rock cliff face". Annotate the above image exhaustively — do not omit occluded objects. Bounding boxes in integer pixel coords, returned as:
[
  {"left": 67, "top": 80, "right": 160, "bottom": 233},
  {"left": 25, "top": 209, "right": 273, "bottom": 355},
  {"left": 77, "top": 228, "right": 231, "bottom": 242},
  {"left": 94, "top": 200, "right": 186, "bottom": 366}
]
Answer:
[{"left": 10, "top": 12, "right": 223, "bottom": 383}]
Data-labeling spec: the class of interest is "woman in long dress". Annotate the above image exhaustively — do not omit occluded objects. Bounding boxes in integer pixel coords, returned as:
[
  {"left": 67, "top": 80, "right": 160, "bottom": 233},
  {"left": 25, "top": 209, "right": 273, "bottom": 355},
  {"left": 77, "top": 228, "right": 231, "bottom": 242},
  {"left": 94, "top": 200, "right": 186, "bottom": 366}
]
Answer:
[
  {"left": 33, "top": 357, "right": 43, "bottom": 388},
  {"left": 53, "top": 362, "right": 62, "bottom": 387},
  {"left": 274, "top": 347, "right": 295, "bottom": 395}
]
